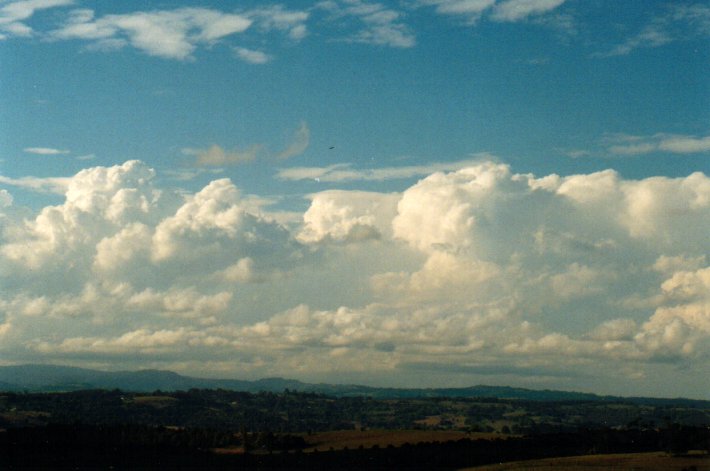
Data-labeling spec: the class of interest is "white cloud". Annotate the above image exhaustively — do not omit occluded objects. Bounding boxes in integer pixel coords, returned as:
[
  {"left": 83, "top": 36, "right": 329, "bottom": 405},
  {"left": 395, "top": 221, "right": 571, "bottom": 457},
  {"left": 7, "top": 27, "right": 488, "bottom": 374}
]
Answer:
[
  {"left": 53, "top": 7, "right": 253, "bottom": 60},
  {"left": 549, "top": 263, "right": 608, "bottom": 299},
  {"left": 620, "top": 171, "right": 710, "bottom": 250},
  {"left": 23, "top": 147, "right": 70, "bottom": 155},
  {"left": 247, "top": 5, "right": 309, "bottom": 41},
  {"left": 48, "top": 5, "right": 311, "bottom": 60},
  {"left": 0, "top": 189, "right": 13, "bottom": 207},
  {"left": 276, "top": 156, "right": 496, "bottom": 182},
  {"left": 420, "top": 0, "right": 496, "bottom": 23},
  {"left": 150, "top": 178, "right": 298, "bottom": 270},
  {"left": 1, "top": 160, "right": 709, "bottom": 396},
  {"left": 587, "top": 319, "right": 637, "bottom": 341},
  {"left": 608, "top": 142, "right": 658, "bottom": 156},
  {"left": 0, "top": 161, "right": 163, "bottom": 271},
  {"left": 606, "top": 133, "right": 710, "bottom": 156},
  {"left": 316, "top": 0, "right": 415, "bottom": 48},
  {"left": 0, "top": 0, "right": 73, "bottom": 39},
  {"left": 491, "top": 0, "right": 567, "bottom": 22},
  {"left": 392, "top": 161, "right": 516, "bottom": 254},
  {"left": 93, "top": 222, "right": 152, "bottom": 274},
  {"left": 0, "top": 174, "right": 70, "bottom": 194},
  {"left": 420, "top": 0, "right": 566, "bottom": 24},
  {"left": 653, "top": 254, "right": 707, "bottom": 274},
  {"left": 659, "top": 135, "right": 710, "bottom": 154},
  {"left": 298, "top": 190, "right": 400, "bottom": 243},
  {"left": 234, "top": 46, "right": 271, "bottom": 64}
]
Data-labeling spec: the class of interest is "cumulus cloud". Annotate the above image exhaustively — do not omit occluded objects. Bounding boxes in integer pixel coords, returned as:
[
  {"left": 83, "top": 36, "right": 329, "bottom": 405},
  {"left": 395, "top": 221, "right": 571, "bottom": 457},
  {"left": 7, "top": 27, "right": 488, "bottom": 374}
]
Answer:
[
  {"left": 289, "top": 163, "right": 707, "bottom": 380},
  {"left": 1, "top": 160, "right": 709, "bottom": 396},
  {"left": 43, "top": 4, "right": 312, "bottom": 60},
  {"left": 52, "top": 7, "right": 252, "bottom": 60},
  {"left": 298, "top": 190, "right": 399, "bottom": 243}
]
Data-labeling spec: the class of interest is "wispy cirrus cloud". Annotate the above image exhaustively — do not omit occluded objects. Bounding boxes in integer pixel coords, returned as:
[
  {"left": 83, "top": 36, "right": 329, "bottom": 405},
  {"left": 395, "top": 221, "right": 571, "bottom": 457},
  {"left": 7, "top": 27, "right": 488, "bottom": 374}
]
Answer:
[
  {"left": 0, "top": 174, "right": 70, "bottom": 194},
  {"left": 316, "top": 0, "right": 416, "bottom": 48},
  {"left": 564, "top": 132, "right": 710, "bottom": 159},
  {"left": 277, "top": 121, "right": 310, "bottom": 160},
  {"left": 419, "top": 0, "right": 568, "bottom": 24},
  {"left": 594, "top": 3, "right": 710, "bottom": 57},
  {"left": 491, "top": 0, "right": 567, "bottom": 22},
  {"left": 419, "top": 0, "right": 496, "bottom": 23},
  {"left": 606, "top": 133, "right": 710, "bottom": 156},
  {"left": 23, "top": 147, "right": 70, "bottom": 155},
  {"left": 276, "top": 155, "right": 496, "bottom": 182},
  {"left": 246, "top": 5, "right": 309, "bottom": 41}
]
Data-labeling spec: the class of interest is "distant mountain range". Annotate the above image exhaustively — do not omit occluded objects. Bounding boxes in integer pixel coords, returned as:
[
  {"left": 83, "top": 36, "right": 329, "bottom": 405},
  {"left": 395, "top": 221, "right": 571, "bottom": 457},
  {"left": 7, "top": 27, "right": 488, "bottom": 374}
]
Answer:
[{"left": 1, "top": 364, "right": 708, "bottom": 407}]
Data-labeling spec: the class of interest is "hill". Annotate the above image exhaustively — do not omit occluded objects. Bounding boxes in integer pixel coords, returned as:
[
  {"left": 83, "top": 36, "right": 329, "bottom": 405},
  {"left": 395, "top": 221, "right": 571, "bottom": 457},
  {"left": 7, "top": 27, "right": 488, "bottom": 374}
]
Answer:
[{"left": 1, "top": 364, "right": 708, "bottom": 407}]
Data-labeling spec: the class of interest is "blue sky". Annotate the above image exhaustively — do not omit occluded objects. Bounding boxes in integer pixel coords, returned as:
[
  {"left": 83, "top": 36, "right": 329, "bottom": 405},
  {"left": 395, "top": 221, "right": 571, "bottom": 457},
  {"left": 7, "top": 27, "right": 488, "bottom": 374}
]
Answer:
[{"left": 1, "top": 0, "right": 709, "bottom": 398}]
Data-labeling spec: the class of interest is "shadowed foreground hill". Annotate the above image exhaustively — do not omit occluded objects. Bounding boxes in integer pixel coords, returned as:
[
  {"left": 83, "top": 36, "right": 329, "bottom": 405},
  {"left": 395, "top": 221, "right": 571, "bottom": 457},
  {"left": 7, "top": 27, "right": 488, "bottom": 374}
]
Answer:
[
  {"left": 467, "top": 451, "right": 710, "bottom": 470},
  {"left": 2, "top": 424, "right": 709, "bottom": 469}
]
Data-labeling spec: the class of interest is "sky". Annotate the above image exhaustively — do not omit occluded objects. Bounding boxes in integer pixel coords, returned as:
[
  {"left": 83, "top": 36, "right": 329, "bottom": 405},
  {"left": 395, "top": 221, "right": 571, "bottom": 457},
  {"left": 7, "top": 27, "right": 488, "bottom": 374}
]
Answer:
[{"left": 0, "top": 0, "right": 709, "bottom": 399}]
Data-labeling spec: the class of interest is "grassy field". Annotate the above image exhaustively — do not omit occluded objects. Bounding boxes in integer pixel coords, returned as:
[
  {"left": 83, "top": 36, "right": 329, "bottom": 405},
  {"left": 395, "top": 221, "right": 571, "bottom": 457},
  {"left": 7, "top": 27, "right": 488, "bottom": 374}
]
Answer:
[
  {"left": 464, "top": 451, "right": 710, "bottom": 470},
  {"left": 302, "top": 429, "right": 500, "bottom": 451},
  {"left": 129, "top": 395, "right": 178, "bottom": 406}
]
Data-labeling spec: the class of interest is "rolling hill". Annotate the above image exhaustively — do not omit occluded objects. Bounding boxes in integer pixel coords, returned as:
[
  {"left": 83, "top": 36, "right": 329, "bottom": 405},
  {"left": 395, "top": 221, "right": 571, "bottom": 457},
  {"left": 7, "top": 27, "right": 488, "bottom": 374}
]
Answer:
[{"left": 1, "top": 364, "right": 708, "bottom": 407}]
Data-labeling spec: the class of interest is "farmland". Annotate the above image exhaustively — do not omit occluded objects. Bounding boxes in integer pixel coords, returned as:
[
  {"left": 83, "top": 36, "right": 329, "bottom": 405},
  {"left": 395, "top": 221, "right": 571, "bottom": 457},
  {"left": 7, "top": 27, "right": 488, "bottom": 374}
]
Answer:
[{"left": 302, "top": 429, "right": 497, "bottom": 451}]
